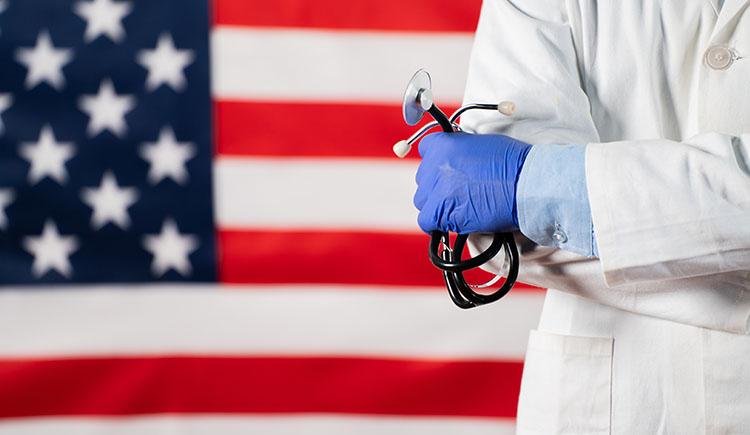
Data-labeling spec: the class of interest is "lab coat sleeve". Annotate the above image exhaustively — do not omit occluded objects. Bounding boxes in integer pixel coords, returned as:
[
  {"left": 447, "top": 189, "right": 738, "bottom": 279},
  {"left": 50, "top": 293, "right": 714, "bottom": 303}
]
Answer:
[
  {"left": 471, "top": 234, "right": 750, "bottom": 333},
  {"left": 460, "top": 0, "right": 601, "bottom": 147},
  {"left": 461, "top": 0, "right": 750, "bottom": 332},
  {"left": 463, "top": 0, "right": 750, "bottom": 288},
  {"left": 460, "top": 0, "right": 604, "bottom": 268},
  {"left": 586, "top": 134, "right": 750, "bottom": 286}
]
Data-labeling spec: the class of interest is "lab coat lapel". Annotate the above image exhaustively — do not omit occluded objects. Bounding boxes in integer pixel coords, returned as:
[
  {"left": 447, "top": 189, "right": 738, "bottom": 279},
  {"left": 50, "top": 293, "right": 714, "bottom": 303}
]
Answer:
[{"left": 711, "top": 0, "right": 750, "bottom": 37}]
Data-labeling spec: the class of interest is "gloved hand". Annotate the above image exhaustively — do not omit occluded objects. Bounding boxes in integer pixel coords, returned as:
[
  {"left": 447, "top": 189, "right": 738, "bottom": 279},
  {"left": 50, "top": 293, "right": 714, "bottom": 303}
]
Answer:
[{"left": 414, "top": 132, "right": 532, "bottom": 234}]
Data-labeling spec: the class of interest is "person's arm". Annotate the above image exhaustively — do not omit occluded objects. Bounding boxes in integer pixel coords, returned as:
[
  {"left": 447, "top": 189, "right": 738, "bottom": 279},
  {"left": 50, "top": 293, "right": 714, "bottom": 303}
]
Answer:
[
  {"left": 586, "top": 134, "right": 750, "bottom": 286},
  {"left": 449, "top": 0, "right": 750, "bottom": 333},
  {"left": 516, "top": 143, "right": 598, "bottom": 258},
  {"left": 461, "top": 0, "right": 750, "bottom": 286},
  {"left": 471, "top": 234, "right": 750, "bottom": 334},
  {"left": 457, "top": 0, "right": 601, "bottom": 270},
  {"left": 519, "top": 134, "right": 750, "bottom": 287}
]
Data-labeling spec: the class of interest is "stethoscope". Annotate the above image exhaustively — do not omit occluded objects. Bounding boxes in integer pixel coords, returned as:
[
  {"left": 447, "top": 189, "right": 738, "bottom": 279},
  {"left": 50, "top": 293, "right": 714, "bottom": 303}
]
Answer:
[{"left": 393, "top": 69, "right": 520, "bottom": 309}]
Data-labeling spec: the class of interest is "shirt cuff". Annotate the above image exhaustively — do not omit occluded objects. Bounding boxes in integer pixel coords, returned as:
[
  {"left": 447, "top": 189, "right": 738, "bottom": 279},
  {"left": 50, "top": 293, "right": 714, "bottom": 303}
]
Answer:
[{"left": 516, "top": 144, "right": 598, "bottom": 257}]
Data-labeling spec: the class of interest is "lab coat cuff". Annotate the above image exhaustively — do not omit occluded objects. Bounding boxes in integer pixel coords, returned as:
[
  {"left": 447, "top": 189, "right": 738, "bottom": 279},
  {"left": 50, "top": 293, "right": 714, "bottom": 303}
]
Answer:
[
  {"left": 517, "top": 144, "right": 596, "bottom": 257},
  {"left": 585, "top": 139, "right": 749, "bottom": 288}
]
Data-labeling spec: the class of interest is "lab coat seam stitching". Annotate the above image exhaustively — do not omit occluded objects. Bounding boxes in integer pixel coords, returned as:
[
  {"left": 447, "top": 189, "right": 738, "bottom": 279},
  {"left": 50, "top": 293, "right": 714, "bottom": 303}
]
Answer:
[
  {"left": 731, "top": 288, "right": 750, "bottom": 333},
  {"left": 598, "top": 145, "right": 621, "bottom": 285},
  {"left": 700, "top": 330, "right": 708, "bottom": 435},
  {"left": 608, "top": 337, "right": 614, "bottom": 435}
]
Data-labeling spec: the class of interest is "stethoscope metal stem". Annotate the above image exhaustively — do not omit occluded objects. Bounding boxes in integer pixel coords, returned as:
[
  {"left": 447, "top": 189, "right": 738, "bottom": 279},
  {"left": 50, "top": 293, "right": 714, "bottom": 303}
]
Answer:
[
  {"left": 404, "top": 121, "right": 442, "bottom": 146},
  {"left": 404, "top": 103, "right": 500, "bottom": 146}
]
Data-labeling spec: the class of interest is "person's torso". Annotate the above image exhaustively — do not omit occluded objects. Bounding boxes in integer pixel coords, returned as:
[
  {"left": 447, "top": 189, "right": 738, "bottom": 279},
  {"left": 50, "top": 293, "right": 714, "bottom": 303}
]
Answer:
[
  {"left": 571, "top": 0, "right": 749, "bottom": 140},
  {"left": 513, "top": 2, "right": 750, "bottom": 433}
]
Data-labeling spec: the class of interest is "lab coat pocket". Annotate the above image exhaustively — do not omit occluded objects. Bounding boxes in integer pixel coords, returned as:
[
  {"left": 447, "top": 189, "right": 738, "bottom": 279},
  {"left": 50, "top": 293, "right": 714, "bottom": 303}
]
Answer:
[{"left": 516, "top": 330, "right": 613, "bottom": 435}]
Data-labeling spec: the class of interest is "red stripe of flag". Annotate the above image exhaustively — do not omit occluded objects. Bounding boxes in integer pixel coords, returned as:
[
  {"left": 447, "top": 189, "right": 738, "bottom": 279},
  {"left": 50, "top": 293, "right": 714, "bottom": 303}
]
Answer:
[
  {"left": 218, "top": 229, "right": 541, "bottom": 291},
  {"left": 219, "top": 229, "right": 440, "bottom": 286},
  {"left": 213, "top": 0, "right": 482, "bottom": 33},
  {"left": 0, "top": 356, "right": 522, "bottom": 418},
  {"left": 214, "top": 100, "right": 454, "bottom": 159}
]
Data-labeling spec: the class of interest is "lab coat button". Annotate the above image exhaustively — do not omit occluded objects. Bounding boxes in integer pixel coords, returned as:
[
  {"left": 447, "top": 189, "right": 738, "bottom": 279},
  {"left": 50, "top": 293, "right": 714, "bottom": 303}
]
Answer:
[
  {"left": 552, "top": 227, "right": 567, "bottom": 244},
  {"left": 705, "top": 46, "right": 735, "bottom": 70}
]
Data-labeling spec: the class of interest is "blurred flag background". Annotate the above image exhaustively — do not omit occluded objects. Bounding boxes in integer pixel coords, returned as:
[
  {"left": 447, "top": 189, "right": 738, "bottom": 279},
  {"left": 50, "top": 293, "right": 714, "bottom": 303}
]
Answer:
[{"left": 0, "top": 0, "right": 545, "bottom": 433}]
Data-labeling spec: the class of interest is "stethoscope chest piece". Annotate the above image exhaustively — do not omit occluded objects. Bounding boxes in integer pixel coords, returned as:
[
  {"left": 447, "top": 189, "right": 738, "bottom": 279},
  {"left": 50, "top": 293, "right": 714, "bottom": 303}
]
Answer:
[
  {"left": 402, "top": 69, "right": 434, "bottom": 126},
  {"left": 396, "top": 69, "right": 520, "bottom": 309}
]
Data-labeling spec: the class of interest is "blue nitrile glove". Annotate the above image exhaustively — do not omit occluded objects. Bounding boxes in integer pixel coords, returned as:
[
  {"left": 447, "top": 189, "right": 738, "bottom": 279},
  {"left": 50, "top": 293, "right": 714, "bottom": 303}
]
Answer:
[{"left": 414, "top": 132, "right": 532, "bottom": 234}]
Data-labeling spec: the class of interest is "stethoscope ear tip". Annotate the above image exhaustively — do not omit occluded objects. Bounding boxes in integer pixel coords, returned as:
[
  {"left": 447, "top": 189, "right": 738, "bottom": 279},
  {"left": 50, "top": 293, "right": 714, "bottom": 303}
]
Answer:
[
  {"left": 498, "top": 101, "right": 516, "bottom": 116},
  {"left": 393, "top": 140, "right": 412, "bottom": 158}
]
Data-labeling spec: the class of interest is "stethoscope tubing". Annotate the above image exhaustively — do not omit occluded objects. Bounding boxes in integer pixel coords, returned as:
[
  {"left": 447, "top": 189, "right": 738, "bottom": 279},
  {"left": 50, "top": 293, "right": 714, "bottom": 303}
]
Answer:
[
  {"left": 428, "top": 232, "right": 504, "bottom": 272},
  {"left": 437, "top": 232, "right": 519, "bottom": 308}
]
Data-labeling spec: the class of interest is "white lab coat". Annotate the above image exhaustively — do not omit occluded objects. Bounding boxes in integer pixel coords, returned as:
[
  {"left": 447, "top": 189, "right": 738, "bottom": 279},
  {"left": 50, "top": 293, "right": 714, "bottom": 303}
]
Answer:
[{"left": 461, "top": 0, "right": 750, "bottom": 433}]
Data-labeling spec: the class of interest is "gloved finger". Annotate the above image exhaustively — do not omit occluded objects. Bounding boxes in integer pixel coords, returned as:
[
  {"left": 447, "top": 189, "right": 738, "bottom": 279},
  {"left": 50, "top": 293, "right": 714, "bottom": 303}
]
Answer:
[
  {"left": 414, "top": 161, "right": 443, "bottom": 209},
  {"left": 417, "top": 195, "right": 447, "bottom": 234},
  {"left": 416, "top": 134, "right": 450, "bottom": 187},
  {"left": 417, "top": 132, "right": 449, "bottom": 159},
  {"left": 415, "top": 157, "right": 440, "bottom": 190},
  {"left": 413, "top": 182, "right": 430, "bottom": 210},
  {"left": 415, "top": 158, "right": 429, "bottom": 186},
  {"left": 417, "top": 209, "right": 436, "bottom": 234}
]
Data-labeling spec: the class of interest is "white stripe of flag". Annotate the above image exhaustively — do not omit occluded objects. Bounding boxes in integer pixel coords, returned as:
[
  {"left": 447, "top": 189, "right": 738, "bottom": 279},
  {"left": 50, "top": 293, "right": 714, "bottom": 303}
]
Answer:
[
  {"left": 211, "top": 26, "right": 473, "bottom": 103},
  {"left": 0, "top": 285, "right": 542, "bottom": 359},
  {"left": 214, "top": 157, "right": 419, "bottom": 230},
  {"left": 0, "top": 415, "right": 516, "bottom": 435}
]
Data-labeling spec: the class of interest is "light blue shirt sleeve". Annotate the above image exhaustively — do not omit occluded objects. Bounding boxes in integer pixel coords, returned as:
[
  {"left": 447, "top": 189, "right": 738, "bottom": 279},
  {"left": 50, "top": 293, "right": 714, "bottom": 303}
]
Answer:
[{"left": 516, "top": 144, "right": 599, "bottom": 257}]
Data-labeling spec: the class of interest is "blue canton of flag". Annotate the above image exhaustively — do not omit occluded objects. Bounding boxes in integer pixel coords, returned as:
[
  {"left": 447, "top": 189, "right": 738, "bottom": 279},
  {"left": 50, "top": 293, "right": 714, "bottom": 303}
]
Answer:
[{"left": 0, "top": 0, "right": 216, "bottom": 283}]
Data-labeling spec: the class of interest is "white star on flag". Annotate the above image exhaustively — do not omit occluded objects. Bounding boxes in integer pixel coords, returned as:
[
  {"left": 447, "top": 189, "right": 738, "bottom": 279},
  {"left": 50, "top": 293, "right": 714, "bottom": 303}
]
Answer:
[
  {"left": 23, "top": 220, "right": 79, "bottom": 278},
  {"left": 0, "top": 189, "right": 13, "bottom": 230},
  {"left": 143, "top": 218, "right": 199, "bottom": 277},
  {"left": 137, "top": 33, "right": 195, "bottom": 91},
  {"left": 0, "top": 93, "right": 11, "bottom": 135},
  {"left": 15, "top": 30, "right": 73, "bottom": 90},
  {"left": 74, "top": 0, "right": 132, "bottom": 43},
  {"left": 140, "top": 127, "right": 196, "bottom": 185},
  {"left": 19, "top": 125, "right": 76, "bottom": 185},
  {"left": 78, "top": 79, "right": 135, "bottom": 137},
  {"left": 81, "top": 171, "right": 139, "bottom": 230}
]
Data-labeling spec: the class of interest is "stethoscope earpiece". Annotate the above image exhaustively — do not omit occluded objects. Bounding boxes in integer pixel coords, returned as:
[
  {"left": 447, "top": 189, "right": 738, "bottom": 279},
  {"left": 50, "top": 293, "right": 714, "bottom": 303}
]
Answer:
[{"left": 392, "top": 140, "right": 411, "bottom": 159}]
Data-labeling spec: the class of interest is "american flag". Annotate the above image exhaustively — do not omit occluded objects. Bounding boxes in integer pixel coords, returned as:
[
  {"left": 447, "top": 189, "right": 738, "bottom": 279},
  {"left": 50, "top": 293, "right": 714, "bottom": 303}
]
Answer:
[{"left": 0, "top": 0, "right": 545, "bottom": 433}]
